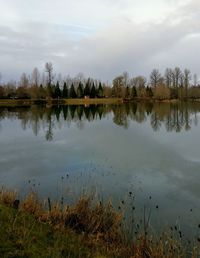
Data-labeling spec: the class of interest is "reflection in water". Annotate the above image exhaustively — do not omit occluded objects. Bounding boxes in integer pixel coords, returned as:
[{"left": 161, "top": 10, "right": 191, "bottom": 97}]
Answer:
[
  {"left": 0, "top": 102, "right": 199, "bottom": 140},
  {"left": 1, "top": 102, "right": 200, "bottom": 241}
]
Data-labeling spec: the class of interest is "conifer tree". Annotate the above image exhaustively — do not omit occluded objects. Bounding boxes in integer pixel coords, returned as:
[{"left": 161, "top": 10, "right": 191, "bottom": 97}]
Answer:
[
  {"left": 69, "top": 83, "right": 77, "bottom": 98},
  {"left": 62, "top": 82, "right": 68, "bottom": 98},
  {"left": 125, "top": 86, "right": 130, "bottom": 98},
  {"left": 39, "top": 84, "right": 45, "bottom": 99},
  {"left": 84, "top": 78, "right": 91, "bottom": 96},
  {"left": 77, "top": 82, "right": 84, "bottom": 98},
  {"left": 148, "top": 87, "right": 153, "bottom": 97},
  {"left": 146, "top": 86, "right": 153, "bottom": 98},
  {"left": 131, "top": 86, "right": 137, "bottom": 98},
  {"left": 90, "top": 83, "right": 96, "bottom": 98},
  {"left": 51, "top": 84, "right": 56, "bottom": 98},
  {"left": 97, "top": 82, "right": 103, "bottom": 98},
  {"left": 55, "top": 81, "right": 61, "bottom": 98}
]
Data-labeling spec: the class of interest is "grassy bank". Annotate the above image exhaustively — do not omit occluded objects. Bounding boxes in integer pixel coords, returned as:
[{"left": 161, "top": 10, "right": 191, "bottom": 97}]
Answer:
[
  {"left": 0, "top": 189, "right": 199, "bottom": 257},
  {"left": 1, "top": 98, "right": 200, "bottom": 107},
  {"left": 0, "top": 98, "right": 122, "bottom": 106},
  {"left": 63, "top": 98, "right": 122, "bottom": 105},
  {"left": 0, "top": 204, "right": 97, "bottom": 258},
  {"left": 0, "top": 99, "right": 49, "bottom": 106}
]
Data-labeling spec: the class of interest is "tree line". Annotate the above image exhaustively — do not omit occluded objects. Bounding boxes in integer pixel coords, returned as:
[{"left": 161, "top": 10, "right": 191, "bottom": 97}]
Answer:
[
  {"left": 112, "top": 69, "right": 199, "bottom": 100},
  {"left": 0, "top": 63, "right": 104, "bottom": 100},
  {"left": 0, "top": 63, "right": 199, "bottom": 100}
]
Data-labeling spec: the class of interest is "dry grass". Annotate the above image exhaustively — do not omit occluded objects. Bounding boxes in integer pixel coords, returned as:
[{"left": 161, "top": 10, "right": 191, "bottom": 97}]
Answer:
[
  {"left": 63, "top": 98, "right": 122, "bottom": 105},
  {"left": 0, "top": 98, "right": 122, "bottom": 106},
  {"left": 0, "top": 188, "right": 199, "bottom": 257},
  {"left": 0, "top": 188, "right": 18, "bottom": 206}
]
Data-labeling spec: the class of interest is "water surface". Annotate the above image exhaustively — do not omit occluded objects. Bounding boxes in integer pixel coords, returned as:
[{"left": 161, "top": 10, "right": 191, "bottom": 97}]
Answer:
[{"left": 1, "top": 102, "right": 200, "bottom": 239}]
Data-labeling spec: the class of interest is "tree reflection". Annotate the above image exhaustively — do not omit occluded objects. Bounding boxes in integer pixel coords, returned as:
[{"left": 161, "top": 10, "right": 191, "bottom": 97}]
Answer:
[
  {"left": 45, "top": 107, "right": 54, "bottom": 141},
  {"left": 112, "top": 105, "right": 129, "bottom": 128},
  {"left": 1, "top": 102, "right": 200, "bottom": 140}
]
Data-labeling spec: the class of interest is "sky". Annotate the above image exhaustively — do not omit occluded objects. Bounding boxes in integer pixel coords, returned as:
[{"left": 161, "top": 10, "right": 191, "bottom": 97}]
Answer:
[{"left": 0, "top": 0, "right": 199, "bottom": 83}]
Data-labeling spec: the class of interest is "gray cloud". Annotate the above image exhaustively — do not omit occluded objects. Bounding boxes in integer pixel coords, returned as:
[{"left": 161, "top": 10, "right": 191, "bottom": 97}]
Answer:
[{"left": 0, "top": 0, "right": 199, "bottom": 82}]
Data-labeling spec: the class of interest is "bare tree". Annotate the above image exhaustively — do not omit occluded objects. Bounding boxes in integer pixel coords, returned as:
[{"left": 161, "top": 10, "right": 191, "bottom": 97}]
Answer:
[
  {"left": 16, "top": 73, "right": 29, "bottom": 98},
  {"left": 130, "top": 76, "right": 146, "bottom": 88},
  {"left": 112, "top": 75, "right": 124, "bottom": 97},
  {"left": 0, "top": 72, "right": 2, "bottom": 84},
  {"left": 183, "top": 69, "right": 191, "bottom": 98},
  {"left": 20, "top": 73, "right": 29, "bottom": 87},
  {"left": 164, "top": 68, "right": 173, "bottom": 87},
  {"left": 65, "top": 75, "right": 72, "bottom": 87},
  {"left": 122, "top": 71, "right": 129, "bottom": 87},
  {"left": 45, "top": 62, "right": 54, "bottom": 86},
  {"left": 193, "top": 73, "right": 198, "bottom": 86},
  {"left": 150, "top": 69, "right": 161, "bottom": 88},
  {"left": 154, "top": 84, "right": 170, "bottom": 100},
  {"left": 31, "top": 67, "right": 40, "bottom": 87},
  {"left": 75, "top": 72, "right": 85, "bottom": 83},
  {"left": 173, "top": 67, "right": 182, "bottom": 88},
  {"left": 180, "top": 73, "right": 184, "bottom": 87}
]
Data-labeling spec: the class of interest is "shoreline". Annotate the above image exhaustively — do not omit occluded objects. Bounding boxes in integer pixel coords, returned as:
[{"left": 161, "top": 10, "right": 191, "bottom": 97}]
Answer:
[
  {"left": 0, "top": 98, "right": 122, "bottom": 106},
  {"left": 0, "top": 97, "right": 200, "bottom": 107}
]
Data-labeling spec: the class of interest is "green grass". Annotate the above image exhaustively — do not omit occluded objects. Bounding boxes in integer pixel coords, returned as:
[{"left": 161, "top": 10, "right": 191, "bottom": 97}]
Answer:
[{"left": 0, "top": 204, "right": 100, "bottom": 258}]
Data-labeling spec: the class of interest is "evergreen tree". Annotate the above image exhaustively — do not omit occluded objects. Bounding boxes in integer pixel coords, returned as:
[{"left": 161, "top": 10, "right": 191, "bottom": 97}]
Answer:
[
  {"left": 51, "top": 84, "right": 56, "bottom": 98},
  {"left": 125, "top": 86, "right": 130, "bottom": 98},
  {"left": 39, "top": 84, "right": 45, "bottom": 99},
  {"left": 90, "top": 83, "right": 96, "bottom": 98},
  {"left": 84, "top": 78, "right": 91, "bottom": 96},
  {"left": 77, "top": 82, "right": 84, "bottom": 98},
  {"left": 69, "top": 83, "right": 77, "bottom": 98},
  {"left": 62, "top": 82, "right": 68, "bottom": 98},
  {"left": 97, "top": 82, "right": 103, "bottom": 98},
  {"left": 148, "top": 87, "right": 153, "bottom": 97},
  {"left": 146, "top": 86, "right": 153, "bottom": 98},
  {"left": 131, "top": 86, "right": 137, "bottom": 98},
  {"left": 55, "top": 81, "right": 61, "bottom": 98},
  {"left": 146, "top": 86, "right": 150, "bottom": 97}
]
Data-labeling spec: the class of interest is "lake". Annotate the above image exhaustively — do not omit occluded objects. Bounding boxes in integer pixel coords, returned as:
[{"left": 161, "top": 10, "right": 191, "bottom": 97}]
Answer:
[{"left": 1, "top": 102, "right": 200, "bottom": 240}]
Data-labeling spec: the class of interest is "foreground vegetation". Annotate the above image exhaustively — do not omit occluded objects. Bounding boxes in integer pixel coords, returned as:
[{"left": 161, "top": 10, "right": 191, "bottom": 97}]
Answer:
[
  {"left": 0, "top": 204, "right": 94, "bottom": 258},
  {"left": 0, "top": 189, "right": 199, "bottom": 257}
]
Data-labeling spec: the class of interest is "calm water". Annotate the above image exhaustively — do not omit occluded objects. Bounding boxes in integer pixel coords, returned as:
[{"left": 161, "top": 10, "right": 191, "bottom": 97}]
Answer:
[{"left": 1, "top": 102, "right": 200, "bottom": 239}]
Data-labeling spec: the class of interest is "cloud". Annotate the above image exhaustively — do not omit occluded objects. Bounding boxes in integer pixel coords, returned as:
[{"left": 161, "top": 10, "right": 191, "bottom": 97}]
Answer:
[{"left": 0, "top": 0, "right": 199, "bottom": 82}]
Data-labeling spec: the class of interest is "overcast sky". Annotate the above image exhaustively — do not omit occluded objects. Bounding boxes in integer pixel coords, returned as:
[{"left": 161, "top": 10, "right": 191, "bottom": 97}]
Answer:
[{"left": 0, "top": 0, "right": 199, "bottom": 82}]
